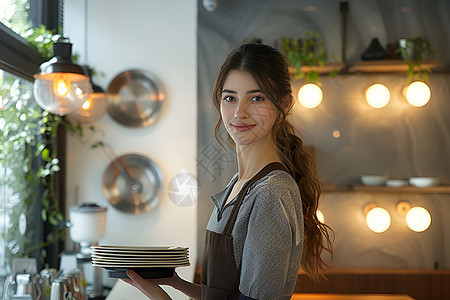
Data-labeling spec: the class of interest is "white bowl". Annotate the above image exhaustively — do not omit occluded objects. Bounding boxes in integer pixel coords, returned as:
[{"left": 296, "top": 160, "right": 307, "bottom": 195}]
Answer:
[
  {"left": 386, "top": 179, "right": 408, "bottom": 187},
  {"left": 361, "top": 175, "right": 387, "bottom": 186},
  {"left": 409, "top": 177, "right": 440, "bottom": 187}
]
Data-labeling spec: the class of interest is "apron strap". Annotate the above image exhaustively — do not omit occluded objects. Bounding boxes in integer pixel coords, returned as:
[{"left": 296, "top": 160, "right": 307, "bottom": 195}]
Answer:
[{"left": 223, "top": 162, "right": 288, "bottom": 236}]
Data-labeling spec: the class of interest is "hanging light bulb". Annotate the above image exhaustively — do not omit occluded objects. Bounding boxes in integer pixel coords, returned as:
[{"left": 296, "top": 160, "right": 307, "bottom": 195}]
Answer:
[
  {"left": 365, "top": 83, "right": 390, "bottom": 108},
  {"left": 404, "top": 81, "right": 431, "bottom": 107},
  {"left": 298, "top": 83, "right": 323, "bottom": 108},
  {"left": 67, "top": 68, "right": 107, "bottom": 123},
  {"left": 33, "top": 37, "right": 92, "bottom": 116},
  {"left": 364, "top": 203, "right": 391, "bottom": 233}
]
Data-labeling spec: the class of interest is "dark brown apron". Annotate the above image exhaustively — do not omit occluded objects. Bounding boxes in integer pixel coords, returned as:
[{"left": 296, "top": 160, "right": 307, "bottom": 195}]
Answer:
[{"left": 201, "top": 162, "right": 288, "bottom": 300}]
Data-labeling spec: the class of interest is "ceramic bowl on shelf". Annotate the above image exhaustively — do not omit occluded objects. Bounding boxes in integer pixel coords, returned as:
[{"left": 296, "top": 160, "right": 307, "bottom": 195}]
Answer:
[
  {"left": 361, "top": 175, "right": 387, "bottom": 186},
  {"left": 385, "top": 179, "right": 408, "bottom": 187},
  {"left": 409, "top": 177, "right": 440, "bottom": 187}
]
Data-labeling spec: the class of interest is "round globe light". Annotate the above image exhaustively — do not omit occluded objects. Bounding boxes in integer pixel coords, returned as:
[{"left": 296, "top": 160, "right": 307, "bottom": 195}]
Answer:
[
  {"left": 404, "top": 81, "right": 431, "bottom": 107},
  {"left": 366, "top": 207, "right": 391, "bottom": 233},
  {"left": 406, "top": 206, "right": 431, "bottom": 232},
  {"left": 67, "top": 91, "right": 107, "bottom": 123},
  {"left": 298, "top": 83, "right": 323, "bottom": 108},
  {"left": 365, "top": 83, "right": 390, "bottom": 108}
]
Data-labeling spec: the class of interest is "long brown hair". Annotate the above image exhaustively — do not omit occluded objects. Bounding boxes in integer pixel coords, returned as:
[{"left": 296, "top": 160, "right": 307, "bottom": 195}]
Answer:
[{"left": 212, "top": 43, "right": 333, "bottom": 282}]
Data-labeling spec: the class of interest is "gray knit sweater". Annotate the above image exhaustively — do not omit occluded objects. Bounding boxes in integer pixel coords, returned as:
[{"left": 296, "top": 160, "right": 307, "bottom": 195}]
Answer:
[{"left": 206, "top": 170, "right": 304, "bottom": 300}]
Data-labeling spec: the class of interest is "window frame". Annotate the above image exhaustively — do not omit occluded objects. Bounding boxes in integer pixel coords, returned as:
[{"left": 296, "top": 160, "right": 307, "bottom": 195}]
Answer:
[
  {"left": 0, "top": 22, "right": 43, "bottom": 81},
  {"left": 0, "top": 0, "right": 65, "bottom": 269}
]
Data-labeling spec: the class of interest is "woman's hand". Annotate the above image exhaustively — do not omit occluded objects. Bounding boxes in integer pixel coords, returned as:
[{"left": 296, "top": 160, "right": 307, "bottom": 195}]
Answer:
[{"left": 122, "top": 270, "right": 172, "bottom": 300}]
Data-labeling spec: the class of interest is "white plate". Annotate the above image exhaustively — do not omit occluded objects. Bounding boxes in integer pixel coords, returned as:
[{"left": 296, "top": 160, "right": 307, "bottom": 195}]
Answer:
[
  {"left": 92, "top": 249, "right": 188, "bottom": 255},
  {"left": 92, "top": 257, "right": 189, "bottom": 263},
  {"left": 92, "top": 245, "right": 188, "bottom": 251},
  {"left": 91, "top": 249, "right": 188, "bottom": 255},
  {"left": 92, "top": 254, "right": 188, "bottom": 260},
  {"left": 92, "top": 259, "right": 189, "bottom": 265},
  {"left": 92, "top": 256, "right": 189, "bottom": 262},
  {"left": 92, "top": 262, "right": 190, "bottom": 268}
]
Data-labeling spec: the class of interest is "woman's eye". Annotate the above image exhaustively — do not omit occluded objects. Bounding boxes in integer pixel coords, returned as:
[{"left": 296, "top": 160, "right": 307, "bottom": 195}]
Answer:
[
  {"left": 252, "top": 96, "right": 264, "bottom": 102},
  {"left": 223, "top": 96, "right": 235, "bottom": 102}
]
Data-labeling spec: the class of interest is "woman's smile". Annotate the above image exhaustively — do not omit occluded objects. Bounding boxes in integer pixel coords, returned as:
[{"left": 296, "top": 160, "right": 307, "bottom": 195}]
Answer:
[{"left": 231, "top": 123, "right": 256, "bottom": 132}]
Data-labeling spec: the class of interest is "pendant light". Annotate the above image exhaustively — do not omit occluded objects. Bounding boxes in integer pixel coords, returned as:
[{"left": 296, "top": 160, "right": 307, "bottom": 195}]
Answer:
[
  {"left": 33, "top": 0, "right": 92, "bottom": 116},
  {"left": 67, "top": 68, "right": 107, "bottom": 123},
  {"left": 66, "top": 0, "right": 106, "bottom": 122}
]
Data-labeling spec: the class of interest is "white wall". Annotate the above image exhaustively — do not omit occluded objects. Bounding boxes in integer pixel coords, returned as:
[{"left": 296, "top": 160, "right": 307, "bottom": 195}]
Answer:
[{"left": 64, "top": 1, "right": 197, "bottom": 299}]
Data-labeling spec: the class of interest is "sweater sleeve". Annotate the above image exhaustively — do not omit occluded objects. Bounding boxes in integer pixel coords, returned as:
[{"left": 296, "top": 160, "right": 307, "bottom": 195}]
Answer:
[{"left": 238, "top": 186, "right": 295, "bottom": 300}]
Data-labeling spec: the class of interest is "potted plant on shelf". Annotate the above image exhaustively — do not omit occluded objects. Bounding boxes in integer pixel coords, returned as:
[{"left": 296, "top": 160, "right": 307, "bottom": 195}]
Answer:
[
  {"left": 397, "top": 36, "right": 436, "bottom": 84},
  {"left": 279, "top": 31, "right": 336, "bottom": 83}
]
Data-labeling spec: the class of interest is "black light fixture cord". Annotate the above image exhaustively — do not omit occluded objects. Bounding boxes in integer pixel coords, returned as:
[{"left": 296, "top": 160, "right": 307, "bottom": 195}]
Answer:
[
  {"left": 59, "top": 0, "right": 64, "bottom": 36},
  {"left": 85, "top": 0, "right": 88, "bottom": 63}
]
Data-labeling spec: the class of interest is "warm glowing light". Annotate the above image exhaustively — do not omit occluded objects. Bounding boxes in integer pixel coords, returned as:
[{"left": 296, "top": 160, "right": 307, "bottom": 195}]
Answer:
[
  {"left": 298, "top": 83, "right": 323, "bottom": 108},
  {"left": 365, "top": 84, "right": 390, "bottom": 108},
  {"left": 366, "top": 207, "right": 391, "bottom": 233},
  {"left": 67, "top": 91, "right": 107, "bottom": 123},
  {"left": 406, "top": 206, "right": 431, "bottom": 232},
  {"left": 316, "top": 209, "right": 325, "bottom": 223},
  {"left": 82, "top": 100, "right": 91, "bottom": 110},
  {"left": 75, "top": 87, "right": 83, "bottom": 97},
  {"left": 54, "top": 75, "right": 70, "bottom": 97},
  {"left": 332, "top": 130, "right": 340, "bottom": 138},
  {"left": 0, "top": 96, "right": 4, "bottom": 110},
  {"left": 404, "top": 81, "right": 431, "bottom": 107}
]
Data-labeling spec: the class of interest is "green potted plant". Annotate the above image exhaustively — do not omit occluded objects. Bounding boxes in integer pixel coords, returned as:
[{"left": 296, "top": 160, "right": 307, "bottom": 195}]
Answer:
[
  {"left": 397, "top": 36, "right": 436, "bottom": 84},
  {"left": 279, "top": 31, "right": 335, "bottom": 83}
]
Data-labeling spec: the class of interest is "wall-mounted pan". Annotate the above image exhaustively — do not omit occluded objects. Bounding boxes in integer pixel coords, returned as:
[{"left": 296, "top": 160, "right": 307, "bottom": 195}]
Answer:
[
  {"left": 102, "top": 154, "right": 164, "bottom": 214},
  {"left": 107, "top": 70, "right": 164, "bottom": 127}
]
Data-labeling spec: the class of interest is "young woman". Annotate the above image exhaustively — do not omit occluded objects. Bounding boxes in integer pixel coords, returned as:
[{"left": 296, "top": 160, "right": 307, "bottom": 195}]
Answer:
[{"left": 124, "top": 43, "right": 333, "bottom": 300}]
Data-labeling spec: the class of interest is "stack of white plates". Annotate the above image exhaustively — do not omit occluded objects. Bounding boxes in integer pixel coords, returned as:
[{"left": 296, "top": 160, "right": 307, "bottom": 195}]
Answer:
[{"left": 91, "top": 245, "right": 190, "bottom": 278}]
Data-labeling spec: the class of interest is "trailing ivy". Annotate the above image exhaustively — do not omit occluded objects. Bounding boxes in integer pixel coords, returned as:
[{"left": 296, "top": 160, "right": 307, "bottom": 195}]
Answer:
[
  {"left": 396, "top": 36, "right": 436, "bottom": 84},
  {"left": 0, "top": 24, "right": 68, "bottom": 264}
]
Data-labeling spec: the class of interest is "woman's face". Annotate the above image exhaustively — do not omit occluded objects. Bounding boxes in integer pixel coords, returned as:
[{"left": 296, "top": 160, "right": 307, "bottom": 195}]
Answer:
[{"left": 220, "top": 70, "right": 278, "bottom": 146}]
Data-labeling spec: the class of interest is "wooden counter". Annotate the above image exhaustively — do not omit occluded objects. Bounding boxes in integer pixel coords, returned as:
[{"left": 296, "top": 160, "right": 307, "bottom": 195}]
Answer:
[
  {"left": 294, "top": 268, "right": 450, "bottom": 300},
  {"left": 292, "top": 294, "right": 415, "bottom": 300},
  {"left": 194, "top": 268, "right": 450, "bottom": 300}
]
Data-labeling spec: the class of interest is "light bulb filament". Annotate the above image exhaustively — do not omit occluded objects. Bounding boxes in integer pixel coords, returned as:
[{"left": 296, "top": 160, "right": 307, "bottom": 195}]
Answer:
[
  {"left": 53, "top": 75, "right": 70, "bottom": 97},
  {"left": 82, "top": 99, "right": 91, "bottom": 110}
]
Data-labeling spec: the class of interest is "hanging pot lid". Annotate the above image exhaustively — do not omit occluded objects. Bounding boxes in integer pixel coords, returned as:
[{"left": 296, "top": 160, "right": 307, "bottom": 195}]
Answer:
[
  {"left": 102, "top": 154, "right": 164, "bottom": 214},
  {"left": 69, "top": 203, "right": 107, "bottom": 213},
  {"left": 106, "top": 69, "right": 164, "bottom": 127}
]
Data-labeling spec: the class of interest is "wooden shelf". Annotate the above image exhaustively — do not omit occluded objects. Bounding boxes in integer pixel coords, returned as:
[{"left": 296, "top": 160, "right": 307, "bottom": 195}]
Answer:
[
  {"left": 289, "top": 60, "right": 443, "bottom": 76},
  {"left": 301, "top": 62, "right": 346, "bottom": 74},
  {"left": 323, "top": 184, "right": 450, "bottom": 194},
  {"left": 347, "top": 59, "right": 441, "bottom": 73},
  {"left": 289, "top": 62, "right": 346, "bottom": 75}
]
